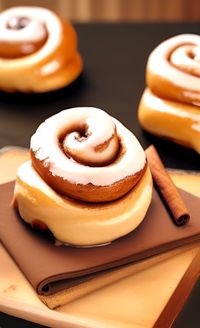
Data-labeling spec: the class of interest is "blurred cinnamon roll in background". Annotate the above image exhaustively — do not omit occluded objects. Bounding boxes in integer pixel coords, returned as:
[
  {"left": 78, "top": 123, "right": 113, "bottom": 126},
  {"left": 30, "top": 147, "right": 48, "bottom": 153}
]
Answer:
[
  {"left": 138, "top": 34, "right": 200, "bottom": 154},
  {"left": 0, "top": 6, "right": 83, "bottom": 92},
  {"left": 13, "top": 107, "right": 152, "bottom": 246}
]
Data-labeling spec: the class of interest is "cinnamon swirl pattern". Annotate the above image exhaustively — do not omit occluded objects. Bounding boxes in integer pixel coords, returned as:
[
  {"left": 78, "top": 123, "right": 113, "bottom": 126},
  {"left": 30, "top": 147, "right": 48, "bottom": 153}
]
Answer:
[
  {"left": 0, "top": 7, "right": 82, "bottom": 92},
  {"left": 138, "top": 34, "right": 200, "bottom": 153},
  {"left": 14, "top": 107, "right": 152, "bottom": 246}
]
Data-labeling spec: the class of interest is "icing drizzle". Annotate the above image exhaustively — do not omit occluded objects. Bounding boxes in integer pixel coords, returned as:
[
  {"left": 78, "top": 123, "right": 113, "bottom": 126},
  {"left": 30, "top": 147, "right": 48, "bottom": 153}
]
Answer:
[
  {"left": 31, "top": 107, "right": 146, "bottom": 187},
  {"left": 148, "top": 34, "right": 200, "bottom": 93}
]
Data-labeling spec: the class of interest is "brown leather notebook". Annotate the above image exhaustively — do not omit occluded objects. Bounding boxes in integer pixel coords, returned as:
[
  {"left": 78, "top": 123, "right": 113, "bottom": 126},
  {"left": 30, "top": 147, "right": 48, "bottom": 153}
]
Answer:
[{"left": 0, "top": 180, "right": 200, "bottom": 303}]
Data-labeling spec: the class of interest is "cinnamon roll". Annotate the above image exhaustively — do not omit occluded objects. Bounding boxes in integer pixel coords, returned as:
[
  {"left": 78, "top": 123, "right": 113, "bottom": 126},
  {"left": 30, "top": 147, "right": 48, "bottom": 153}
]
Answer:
[
  {"left": 14, "top": 107, "right": 152, "bottom": 246},
  {"left": 138, "top": 34, "right": 200, "bottom": 153},
  {"left": 0, "top": 7, "right": 82, "bottom": 92}
]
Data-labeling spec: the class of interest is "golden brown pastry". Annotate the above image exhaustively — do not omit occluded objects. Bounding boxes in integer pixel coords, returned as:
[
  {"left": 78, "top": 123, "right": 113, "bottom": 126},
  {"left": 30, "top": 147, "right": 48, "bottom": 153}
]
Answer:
[
  {"left": 138, "top": 34, "right": 200, "bottom": 153},
  {"left": 0, "top": 6, "right": 83, "bottom": 92},
  {"left": 14, "top": 107, "right": 152, "bottom": 246}
]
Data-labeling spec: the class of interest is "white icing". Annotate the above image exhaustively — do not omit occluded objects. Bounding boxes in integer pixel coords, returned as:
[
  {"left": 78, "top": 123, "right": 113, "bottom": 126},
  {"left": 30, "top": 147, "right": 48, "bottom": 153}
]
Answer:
[
  {"left": 0, "top": 12, "right": 47, "bottom": 43},
  {"left": 31, "top": 107, "right": 146, "bottom": 187},
  {"left": 62, "top": 112, "right": 119, "bottom": 164},
  {"left": 148, "top": 34, "right": 200, "bottom": 92},
  {"left": 0, "top": 7, "right": 62, "bottom": 68},
  {"left": 170, "top": 45, "right": 200, "bottom": 76}
]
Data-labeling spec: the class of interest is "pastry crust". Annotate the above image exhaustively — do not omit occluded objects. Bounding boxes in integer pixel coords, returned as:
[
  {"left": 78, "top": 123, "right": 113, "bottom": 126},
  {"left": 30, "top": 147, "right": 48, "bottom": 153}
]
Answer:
[
  {"left": 138, "top": 34, "right": 200, "bottom": 153},
  {"left": 31, "top": 151, "right": 147, "bottom": 203},
  {"left": 138, "top": 89, "right": 200, "bottom": 153},
  {"left": 0, "top": 7, "right": 83, "bottom": 92},
  {"left": 14, "top": 161, "right": 152, "bottom": 246}
]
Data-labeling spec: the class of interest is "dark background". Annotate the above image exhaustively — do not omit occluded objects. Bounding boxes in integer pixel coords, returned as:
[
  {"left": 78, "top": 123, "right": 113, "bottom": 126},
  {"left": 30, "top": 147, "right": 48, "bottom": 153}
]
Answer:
[{"left": 0, "top": 23, "right": 200, "bottom": 328}]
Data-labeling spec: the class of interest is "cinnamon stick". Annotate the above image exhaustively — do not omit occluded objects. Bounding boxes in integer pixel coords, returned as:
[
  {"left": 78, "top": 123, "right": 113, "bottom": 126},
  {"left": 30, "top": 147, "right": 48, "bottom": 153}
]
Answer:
[{"left": 145, "top": 145, "right": 190, "bottom": 225}]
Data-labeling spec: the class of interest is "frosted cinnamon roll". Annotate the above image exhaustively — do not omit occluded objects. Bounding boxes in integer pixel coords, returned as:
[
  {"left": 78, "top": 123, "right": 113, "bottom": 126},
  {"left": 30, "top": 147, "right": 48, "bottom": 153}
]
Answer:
[
  {"left": 14, "top": 107, "right": 152, "bottom": 246},
  {"left": 0, "top": 7, "right": 82, "bottom": 92},
  {"left": 138, "top": 34, "right": 200, "bottom": 153}
]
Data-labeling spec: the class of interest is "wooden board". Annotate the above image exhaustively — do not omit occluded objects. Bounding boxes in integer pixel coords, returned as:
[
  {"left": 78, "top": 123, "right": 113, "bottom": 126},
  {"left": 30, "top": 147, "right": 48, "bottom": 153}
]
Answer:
[{"left": 0, "top": 147, "right": 200, "bottom": 328}]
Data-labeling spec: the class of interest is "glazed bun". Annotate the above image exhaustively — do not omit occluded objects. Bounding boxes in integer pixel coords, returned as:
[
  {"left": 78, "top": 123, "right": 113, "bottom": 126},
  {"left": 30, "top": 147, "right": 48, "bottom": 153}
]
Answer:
[
  {"left": 14, "top": 107, "right": 152, "bottom": 246},
  {"left": 138, "top": 34, "right": 200, "bottom": 153},
  {"left": 0, "top": 6, "right": 82, "bottom": 92}
]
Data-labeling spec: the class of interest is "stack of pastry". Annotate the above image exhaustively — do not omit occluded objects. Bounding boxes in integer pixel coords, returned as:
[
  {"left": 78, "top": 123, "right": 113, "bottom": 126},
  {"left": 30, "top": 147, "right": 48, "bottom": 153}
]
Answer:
[
  {"left": 138, "top": 34, "right": 200, "bottom": 154},
  {"left": 13, "top": 107, "right": 152, "bottom": 247},
  {"left": 0, "top": 6, "right": 82, "bottom": 92}
]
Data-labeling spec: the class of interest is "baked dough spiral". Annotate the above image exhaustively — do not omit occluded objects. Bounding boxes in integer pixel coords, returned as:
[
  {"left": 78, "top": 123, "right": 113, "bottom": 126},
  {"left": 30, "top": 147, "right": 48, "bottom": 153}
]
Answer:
[
  {"left": 138, "top": 34, "right": 200, "bottom": 153},
  {"left": 31, "top": 107, "right": 147, "bottom": 202},
  {"left": 0, "top": 7, "right": 82, "bottom": 92},
  {"left": 14, "top": 107, "right": 152, "bottom": 246}
]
